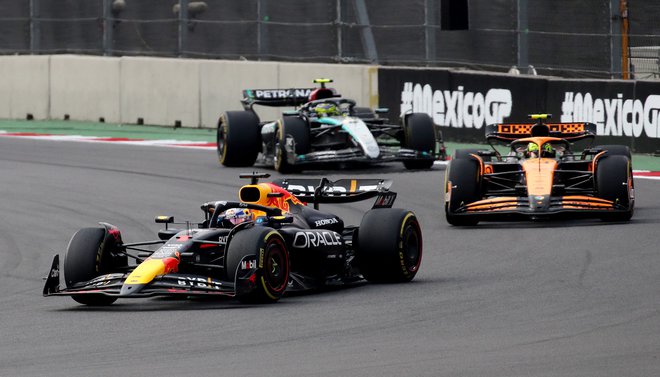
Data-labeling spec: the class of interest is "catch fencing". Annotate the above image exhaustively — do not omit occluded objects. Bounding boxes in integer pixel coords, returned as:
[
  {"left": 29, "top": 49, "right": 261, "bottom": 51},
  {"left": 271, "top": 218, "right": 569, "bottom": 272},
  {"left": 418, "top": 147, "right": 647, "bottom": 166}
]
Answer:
[{"left": 1, "top": 0, "right": 659, "bottom": 79}]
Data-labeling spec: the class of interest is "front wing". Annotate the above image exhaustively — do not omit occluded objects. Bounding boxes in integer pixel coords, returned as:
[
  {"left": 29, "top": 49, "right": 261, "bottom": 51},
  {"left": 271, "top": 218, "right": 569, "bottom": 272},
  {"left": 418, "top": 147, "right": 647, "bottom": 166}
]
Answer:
[
  {"left": 43, "top": 255, "right": 258, "bottom": 300},
  {"left": 291, "top": 146, "right": 436, "bottom": 165},
  {"left": 449, "top": 194, "right": 630, "bottom": 221}
]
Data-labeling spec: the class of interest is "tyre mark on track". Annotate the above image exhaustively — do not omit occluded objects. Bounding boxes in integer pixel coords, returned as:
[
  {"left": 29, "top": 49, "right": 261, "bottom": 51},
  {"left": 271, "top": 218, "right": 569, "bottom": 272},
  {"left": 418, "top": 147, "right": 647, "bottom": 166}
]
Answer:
[{"left": 577, "top": 249, "right": 592, "bottom": 287}]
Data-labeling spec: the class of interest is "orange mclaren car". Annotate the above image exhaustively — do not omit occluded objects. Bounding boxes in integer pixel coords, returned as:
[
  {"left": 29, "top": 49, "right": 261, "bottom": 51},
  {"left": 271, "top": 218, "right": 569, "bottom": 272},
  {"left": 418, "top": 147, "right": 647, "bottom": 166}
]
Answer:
[{"left": 444, "top": 114, "right": 634, "bottom": 226}]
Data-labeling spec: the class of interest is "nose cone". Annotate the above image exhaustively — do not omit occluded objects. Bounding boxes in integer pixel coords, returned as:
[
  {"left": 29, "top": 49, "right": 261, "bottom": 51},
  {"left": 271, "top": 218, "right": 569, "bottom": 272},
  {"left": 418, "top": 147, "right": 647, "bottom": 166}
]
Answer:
[
  {"left": 120, "top": 283, "right": 146, "bottom": 296},
  {"left": 120, "top": 259, "right": 167, "bottom": 296},
  {"left": 529, "top": 195, "right": 550, "bottom": 211}
]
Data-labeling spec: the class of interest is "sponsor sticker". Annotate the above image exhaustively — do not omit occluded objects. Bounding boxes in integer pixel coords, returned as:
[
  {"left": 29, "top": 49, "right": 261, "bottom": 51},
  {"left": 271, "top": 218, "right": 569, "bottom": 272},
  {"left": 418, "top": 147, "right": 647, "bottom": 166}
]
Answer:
[
  {"left": 293, "top": 231, "right": 342, "bottom": 248},
  {"left": 240, "top": 260, "right": 257, "bottom": 270},
  {"left": 314, "top": 218, "right": 339, "bottom": 227}
]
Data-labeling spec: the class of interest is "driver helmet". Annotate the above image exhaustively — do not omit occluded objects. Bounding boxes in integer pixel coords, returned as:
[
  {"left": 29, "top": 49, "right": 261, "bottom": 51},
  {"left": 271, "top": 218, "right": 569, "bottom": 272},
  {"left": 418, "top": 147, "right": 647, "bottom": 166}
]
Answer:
[
  {"left": 526, "top": 142, "right": 553, "bottom": 158},
  {"left": 218, "top": 208, "right": 253, "bottom": 228},
  {"left": 313, "top": 102, "right": 340, "bottom": 117},
  {"left": 526, "top": 142, "right": 539, "bottom": 158},
  {"left": 541, "top": 143, "right": 555, "bottom": 157}
]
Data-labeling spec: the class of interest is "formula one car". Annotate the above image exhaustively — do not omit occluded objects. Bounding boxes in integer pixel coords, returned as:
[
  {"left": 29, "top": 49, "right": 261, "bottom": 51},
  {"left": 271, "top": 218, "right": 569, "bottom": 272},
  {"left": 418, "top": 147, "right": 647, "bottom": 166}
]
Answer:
[
  {"left": 43, "top": 173, "right": 422, "bottom": 305},
  {"left": 217, "top": 79, "right": 446, "bottom": 172},
  {"left": 445, "top": 114, "right": 634, "bottom": 225}
]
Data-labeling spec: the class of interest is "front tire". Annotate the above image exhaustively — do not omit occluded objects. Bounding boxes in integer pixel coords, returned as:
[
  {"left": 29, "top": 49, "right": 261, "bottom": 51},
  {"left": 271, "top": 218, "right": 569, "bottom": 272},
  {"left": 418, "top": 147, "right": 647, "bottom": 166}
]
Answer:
[
  {"left": 357, "top": 208, "right": 422, "bottom": 283},
  {"left": 64, "top": 228, "right": 123, "bottom": 306},
  {"left": 225, "top": 227, "right": 290, "bottom": 303},
  {"left": 445, "top": 157, "right": 481, "bottom": 226},
  {"left": 274, "top": 116, "right": 310, "bottom": 173},
  {"left": 217, "top": 111, "right": 261, "bottom": 167},
  {"left": 402, "top": 113, "right": 436, "bottom": 169},
  {"left": 595, "top": 144, "right": 631, "bottom": 159},
  {"left": 596, "top": 155, "right": 634, "bottom": 221}
]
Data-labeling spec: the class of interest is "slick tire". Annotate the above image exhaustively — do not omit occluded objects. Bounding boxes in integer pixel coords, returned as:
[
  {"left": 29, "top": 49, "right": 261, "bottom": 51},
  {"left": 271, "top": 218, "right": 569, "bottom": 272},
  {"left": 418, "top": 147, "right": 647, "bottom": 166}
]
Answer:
[
  {"left": 452, "top": 148, "right": 482, "bottom": 160},
  {"left": 357, "top": 208, "right": 422, "bottom": 283},
  {"left": 596, "top": 155, "right": 634, "bottom": 221},
  {"left": 217, "top": 111, "right": 261, "bottom": 167},
  {"left": 64, "top": 228, "right": 119, "bottom": 306},
  {"left": 402, "top": 113, "right": 436, "bottom": 170},
  {"left": 353, "top": 106, "right": 375, "bottom": 119},
  {"left": 595, "top": 144, "right": 632, "bottom": 159},
  {"left": 226, "top": 227, "right": 290, "bottom": 303},
  {"left": 274, "top": 116, "right": 310, "bottom": 174},
  {"left": 445, "top": 157, "right": 481, "bottom": 226}
]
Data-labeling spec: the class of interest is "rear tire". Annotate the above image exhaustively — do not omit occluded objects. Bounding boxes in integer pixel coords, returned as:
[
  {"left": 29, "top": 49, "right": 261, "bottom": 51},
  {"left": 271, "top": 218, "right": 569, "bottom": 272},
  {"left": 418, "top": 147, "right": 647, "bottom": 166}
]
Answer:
[
  {"left": 596, "top": 155, "right": 634, "bottom": 221},
  {"left": 402, "top": 113, "right": 436, "bottom": 169},
  {"left": 226, "top": 227, "right": 290, "bottom": 303},
  {"left": 274, "top": 116, "right": 310, "bottom": 173},
  {"left": 357, "top": 208, "right": 422, "bottom": 283},
  {"left": 217, "top": 111, "right": 261, "bottom": 167},
  {"left": 353, "top": 106, "right": 375, "bottom": 119},
  {"left": 445, "top": 157, "right": 481, "bottom": 226},
  {"left": 64, "top": 228, "right": 121, "bottom": 306}
]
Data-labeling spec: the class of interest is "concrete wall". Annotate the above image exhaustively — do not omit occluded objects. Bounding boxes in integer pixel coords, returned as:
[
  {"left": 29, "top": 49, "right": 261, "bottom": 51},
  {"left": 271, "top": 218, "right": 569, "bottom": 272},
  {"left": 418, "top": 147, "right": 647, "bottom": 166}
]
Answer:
[
  {"left": 0, "top": 55, "right": 376, "bottom": 129},
  {"left": 0, "top": 55, "right": 50, "bottom": 120},
  {"left": 50, "top": 55, "right": 121, "bottom": 123}
]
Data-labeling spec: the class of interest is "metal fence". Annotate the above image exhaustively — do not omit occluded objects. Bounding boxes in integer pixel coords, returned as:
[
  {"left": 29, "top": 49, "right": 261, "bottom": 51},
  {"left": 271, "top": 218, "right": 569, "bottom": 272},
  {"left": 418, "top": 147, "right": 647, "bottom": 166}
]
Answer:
[{"left": 0, "top": 0, "right": 659, "bottom": 79}]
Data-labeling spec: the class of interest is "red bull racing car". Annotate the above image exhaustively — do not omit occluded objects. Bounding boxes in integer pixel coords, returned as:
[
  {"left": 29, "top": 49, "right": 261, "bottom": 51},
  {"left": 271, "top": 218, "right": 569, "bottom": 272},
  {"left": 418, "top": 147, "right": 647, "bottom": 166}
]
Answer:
[
  {"left": 445, "top": 114, "right": 634, "bottom": 225},
  {"left": 43, "top": 173, "right": 422, "bottom": 305},
  {"left": 217, "top": 79, "right": 446, "bottom": 172}
]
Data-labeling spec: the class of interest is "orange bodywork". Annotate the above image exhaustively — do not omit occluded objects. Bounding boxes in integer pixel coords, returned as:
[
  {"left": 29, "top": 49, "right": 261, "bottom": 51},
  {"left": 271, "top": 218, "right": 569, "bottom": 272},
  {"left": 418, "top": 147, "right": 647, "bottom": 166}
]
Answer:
[{"left": 521, "top": 158, "right": 557, "bottom": 196}]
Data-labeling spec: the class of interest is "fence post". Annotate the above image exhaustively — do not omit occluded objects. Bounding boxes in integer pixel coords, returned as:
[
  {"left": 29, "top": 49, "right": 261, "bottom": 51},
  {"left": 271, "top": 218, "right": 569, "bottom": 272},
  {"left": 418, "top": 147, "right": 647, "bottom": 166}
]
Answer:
[
  {"left": 425, "top": 0, "right": 436, "bottom": 63},
  {"left": 610, "top": 0, "right": 623, "bottom": 78},
  {"left": 29, "top": 0, "right": 40, "bottom": 54},
  {"left": 257, "top": 0, "right": 269, "bottom": 60},
  {"left": 178, "top": 0, "right": 189, "bottom": 57},
  {"left": 103, "top": 0, "right": 114, "bottom": 56},
  {"left": 336, "top": 0, "right": 342, "bottom": 62},
  {"left": 354, "top": 0, "right": 378, "bottom": 63},
  {"left": 517, "top": 0, "right": 529, "bottom": 72}
]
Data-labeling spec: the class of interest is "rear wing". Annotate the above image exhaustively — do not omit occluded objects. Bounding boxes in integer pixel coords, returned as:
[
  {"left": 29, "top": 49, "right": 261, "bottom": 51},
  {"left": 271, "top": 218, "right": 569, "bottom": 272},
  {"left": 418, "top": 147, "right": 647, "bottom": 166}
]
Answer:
[
  {"left": 272, "top": 178, "right": 396, "bottom": 209},
  {"left": 241, "top": 88, "right": 314, "bottom": 110},
  {"left": 485, "top": 122, "right": 597, "bottom": 142}
]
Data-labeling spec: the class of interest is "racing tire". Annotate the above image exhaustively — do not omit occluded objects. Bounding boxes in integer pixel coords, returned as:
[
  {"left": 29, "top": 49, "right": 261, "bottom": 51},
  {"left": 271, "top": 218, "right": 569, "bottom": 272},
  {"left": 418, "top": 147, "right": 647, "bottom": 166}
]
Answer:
[
  {"left": 453, "top": 148, "right": 483, "bottom": 160},
  {"left": 274, "top": 116, "right": 310, "bottom": 174},
  {"left": 402, "top": 113, "right": 436, "bottom": 170},
  {"left": 595, "top": 144, "right": 632, "bottom": 159},
  {"left": 357, "top": 208, "right": 422, "bottom": 283},
  {"left": 353, "top": 106, "right": 375, "bottom": 119},
  {"left": 596, "top": 155, "right": 634, "bottom": 221},
  {"left": 445, "top": 157, "right": 481, "bottom": 226},
  {"left": 217, "top": 111, "right": 261, "bottom": 167},
  {"left": 225, "top": 227, "right": 290, "bottom": 303},
  {"left": 64, "top": 228, "right": 124, "bottom": 306}
]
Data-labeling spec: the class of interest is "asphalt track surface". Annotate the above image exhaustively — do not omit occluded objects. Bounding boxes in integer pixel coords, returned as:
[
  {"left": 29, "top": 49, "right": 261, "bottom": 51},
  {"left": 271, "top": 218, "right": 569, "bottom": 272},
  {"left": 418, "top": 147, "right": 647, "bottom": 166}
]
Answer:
[{"left": 1, "top": 137, "right": 659, "bottom": 377}]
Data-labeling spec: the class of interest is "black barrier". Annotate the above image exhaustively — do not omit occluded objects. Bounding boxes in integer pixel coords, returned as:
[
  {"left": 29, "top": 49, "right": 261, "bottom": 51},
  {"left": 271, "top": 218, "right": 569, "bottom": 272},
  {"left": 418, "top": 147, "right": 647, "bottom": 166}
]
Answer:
[
  {"left": 546, "top": 79, "right": 636, "bottom": 148},
  {"left": 379, "top": 68, "right": 660, "bottom": 153},
  {"left": 631, "top": 81, "right": 660, "bottom": 153}
]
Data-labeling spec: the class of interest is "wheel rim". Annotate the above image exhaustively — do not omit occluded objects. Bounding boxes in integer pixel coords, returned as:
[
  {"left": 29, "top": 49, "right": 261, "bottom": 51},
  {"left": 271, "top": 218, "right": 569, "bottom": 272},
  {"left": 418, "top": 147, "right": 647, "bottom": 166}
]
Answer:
[
  {"left": 401, "top": 223, "right": 421, "bottom": 272},
  {"left": 264, "top": 238, "right": 288, "bottom": 293},
  {"left": 217, "top": 124, "right": 227, "bottom": 160},
  {"left": 274, "top": 142, "right": 284, "bottom": 170}
]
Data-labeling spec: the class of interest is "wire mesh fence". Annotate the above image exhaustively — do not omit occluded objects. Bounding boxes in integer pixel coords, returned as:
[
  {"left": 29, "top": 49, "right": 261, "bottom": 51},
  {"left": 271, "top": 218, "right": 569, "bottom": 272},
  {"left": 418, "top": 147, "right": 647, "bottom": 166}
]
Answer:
[{"left": 0, "top": 0, "right": 658, "bottom": 79}]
